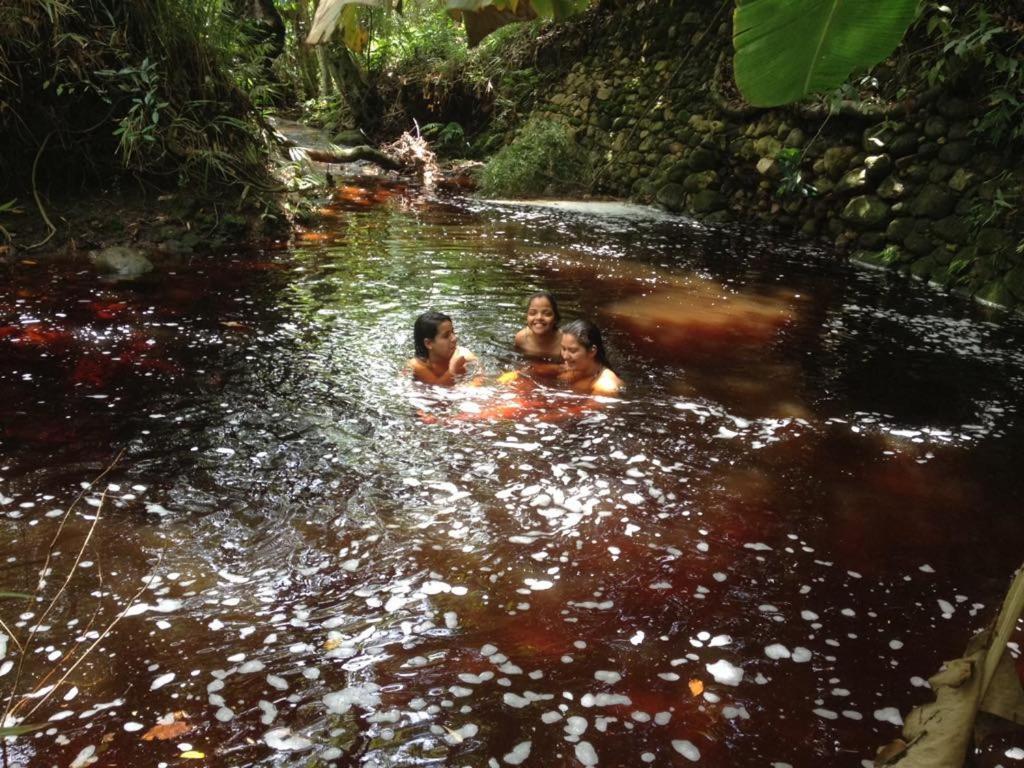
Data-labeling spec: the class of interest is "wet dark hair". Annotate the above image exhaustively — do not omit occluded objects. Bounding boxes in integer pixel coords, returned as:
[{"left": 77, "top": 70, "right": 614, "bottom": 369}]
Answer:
[
  {"left": 561, "top": 319, "right": 610, "bottom": 367},
  {"left": 526, "top": 291, "right": 560, "bottom": 327},
  {"left": 413, "top": 310, "right": 452, "bottom": 360}
]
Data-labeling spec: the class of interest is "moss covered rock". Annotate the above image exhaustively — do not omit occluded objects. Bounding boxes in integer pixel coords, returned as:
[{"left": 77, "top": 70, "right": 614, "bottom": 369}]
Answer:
[{"left": 841, "top": 196, "right": 890, "bottom": 229}]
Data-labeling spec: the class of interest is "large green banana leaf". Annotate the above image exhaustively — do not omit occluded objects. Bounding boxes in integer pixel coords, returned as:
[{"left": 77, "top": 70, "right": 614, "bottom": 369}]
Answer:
[{"left": 733, "top": 0, "right": 920, "bottom": 107}]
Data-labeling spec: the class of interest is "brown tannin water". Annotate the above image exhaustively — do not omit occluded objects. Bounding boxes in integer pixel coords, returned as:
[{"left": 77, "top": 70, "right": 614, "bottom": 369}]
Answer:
[{"left": 1, "top": 187, "right": 1022, "bottom": 767}]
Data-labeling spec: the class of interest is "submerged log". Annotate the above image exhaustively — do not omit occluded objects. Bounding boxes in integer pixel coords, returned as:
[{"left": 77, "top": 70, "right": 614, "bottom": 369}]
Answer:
[{"left": 295, "top": 145, "right": 404, "bottom": 172}]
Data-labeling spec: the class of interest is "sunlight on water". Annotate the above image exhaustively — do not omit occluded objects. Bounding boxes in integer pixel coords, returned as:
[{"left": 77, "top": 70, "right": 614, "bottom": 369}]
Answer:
[{"left": 1, "top": 182, "right": 1022, "bottom": 766}]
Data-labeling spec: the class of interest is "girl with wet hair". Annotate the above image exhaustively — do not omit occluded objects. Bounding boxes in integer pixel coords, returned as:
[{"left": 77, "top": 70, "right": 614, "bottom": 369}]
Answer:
[
  {"left": 408, "top": 310, "right": 479, "bottom": 386},
  {"left": 559, "top": 319, "right": 623, "bottom": 396},
  {"left": 514, "top": 292, "right": 562, "bottom": 362}
]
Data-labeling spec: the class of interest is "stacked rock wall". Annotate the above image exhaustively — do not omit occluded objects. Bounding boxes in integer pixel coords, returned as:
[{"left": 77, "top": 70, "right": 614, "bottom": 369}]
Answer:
[{"left": 511, "top": 0, "right": 1024, "bottom": 310}]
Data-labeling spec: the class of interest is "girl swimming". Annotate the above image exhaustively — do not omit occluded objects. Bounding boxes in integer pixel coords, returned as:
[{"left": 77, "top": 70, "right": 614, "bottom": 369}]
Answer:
[
  {"left": 407, "top": 310, "right": 479, "bottom": 386},
  {"left": 514, "top": 292, "right": 562, "bottom": 362},
  {"left": 559, "top": 319, "right": 623, "bottom": 396}
]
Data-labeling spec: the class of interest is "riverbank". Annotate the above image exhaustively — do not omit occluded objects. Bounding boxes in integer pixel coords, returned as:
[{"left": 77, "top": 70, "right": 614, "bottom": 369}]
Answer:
[{"left": 373, "top": 0, "right": 1023, "bottom": 314}]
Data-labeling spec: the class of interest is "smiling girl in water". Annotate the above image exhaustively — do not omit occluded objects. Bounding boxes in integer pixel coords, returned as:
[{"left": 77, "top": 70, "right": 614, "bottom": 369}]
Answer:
[
  {"left": 407, "top": 310, "right": 479, "bottom": 386},
  {"left": 514, "top": 292, "right": 562, "bottom": 362},
  {"left": 559, "top": 319, "right": 623, "bottom": 396}
]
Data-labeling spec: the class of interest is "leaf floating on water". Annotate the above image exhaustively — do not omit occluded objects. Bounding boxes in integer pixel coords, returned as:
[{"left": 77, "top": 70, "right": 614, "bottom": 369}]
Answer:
[
  {"left": 688, "top": 678, "right": 704, "bottom": 696},
  {"left": 142, "top": 712, "right": 190, "bottom": 741},
  {"left": 323, "top": 636, "right": 343, "bottom": 651},
  {"left": 179, "top": 751, "right": 205, "bottom": 759}
]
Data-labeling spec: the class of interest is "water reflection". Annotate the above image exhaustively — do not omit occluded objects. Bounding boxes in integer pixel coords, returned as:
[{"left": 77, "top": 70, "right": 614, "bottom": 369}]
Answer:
[{"left": 0, "top": 185, "right": 1022, "bottom": 767}]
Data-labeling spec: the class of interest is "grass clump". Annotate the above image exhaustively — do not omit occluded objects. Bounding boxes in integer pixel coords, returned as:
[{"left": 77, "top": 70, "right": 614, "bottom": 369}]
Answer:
[{"left": 478, "top": 118, "right": 591, "bottom": 198}]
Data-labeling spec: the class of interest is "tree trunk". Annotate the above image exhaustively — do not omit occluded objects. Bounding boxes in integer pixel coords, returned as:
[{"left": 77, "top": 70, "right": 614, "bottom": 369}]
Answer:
[{"left": 295, "top": 0, "right": 320, "bottom": 100}]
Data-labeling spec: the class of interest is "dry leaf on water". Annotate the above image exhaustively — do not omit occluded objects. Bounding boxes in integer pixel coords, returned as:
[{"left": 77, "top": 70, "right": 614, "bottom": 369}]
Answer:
[
  {"left": 142, "top": 711, "right": 191, "bottom": 741},
  {"left": 180, "top": 751, "right": 205, "bottom": 759},
  {"left": 688, "top": 678, "right": 704, "bottom": 696}
]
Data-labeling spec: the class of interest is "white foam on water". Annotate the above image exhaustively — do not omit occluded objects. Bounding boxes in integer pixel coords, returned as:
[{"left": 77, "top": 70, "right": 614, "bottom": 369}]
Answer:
[
  {"left": 503, "top": 740, "right": 531, "bottom": 765},
  {"left": 575, "top": 741, "right": 599, "bottom": 766},
  {"left": 565, "top": 716, "right": 588, "bottom": 736},
  {"left": 150, "top": 673, "right": 174, "bottom": 691},
  {"left": 765, "top": 644, "right": 790, "bottom": 660},
  {"left": 322, "top": 684, "right": 381, "bottom": 714},
  {"left": 264, "top": 727, "right": 313, "bottom": 751},
  {"left": 705, "top": 660, "right": 743, "bottom": 686},
  {"left": 594, "top": 671, "right": 621, "bottom": 684},
  {"left": 503, "top": 693, "right": 530, "bottom": 709},
  {"left": 874, "top": 707, "right": 903, "bottom": 726},
  {"left": 672, "top": 740, "right": 700, "bottom": 761}
]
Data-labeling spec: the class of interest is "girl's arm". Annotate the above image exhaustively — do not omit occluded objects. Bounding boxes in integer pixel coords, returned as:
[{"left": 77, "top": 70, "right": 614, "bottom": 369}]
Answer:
[{"left": 408, "top": 358, "right": 457, "bottom": 387}]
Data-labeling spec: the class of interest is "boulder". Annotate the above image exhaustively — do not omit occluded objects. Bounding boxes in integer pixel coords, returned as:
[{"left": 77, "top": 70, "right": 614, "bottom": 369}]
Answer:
[
  {"left": 690, "top": 190, "right": 727, "bottom": 213},
  {"left": 753, "top": 136, "right": 782, "bottom": 157},
  {"left": 90, "top": 246, "right": 154, "bottom": 279},
  {"left": 858, "top": 231, "right": 887, "bottom": 249},
  {"left": 976, "top": 228, "right": 1015, "bottom": 254},
  {"left": 889, "top": 133, "right": 919, "bottom": 158},
  {"left": 937, "top": 96, "right": 970, "bottom": 120},
  {"left": 863, "top": 124, "right": 895, "bottom": 153},
  {"left": 947, "top": 168, "right": 976, "bottom": 192},
  {"left": 938, "top": 141, "right": 973, "bottom": 164},
  {"left": 911, "top": 185, "right": 956, "bottom": 218},
  {"left": 756, "top": 157, "right": 781, "bottom": 180},
  {"left": 784, "top": 128, "right": 806, "bottom": 148},
  {"left": 975, "top": 280, "right": 1015, "bottom": 309},
  {"left": 931, "top": 216, "right": 969, "bottom": 245},
  {"left": 822, "top": 146, "right": 857, "bottom": 179},
  {"left": 687, "top": 146, "right": 719, "bottom": 171},
  {"left": 923, "top": 116, "right": 948, "bottom": 139},
  {"left": 909, "top": 255, "right": 937, "bottom": 280},
  {"left": 928, "top": 163, "right": 954, "bottom": 182},
  {"left": 683, "top": 170, "right": 719, "bottom": 192},
  {"left": 904, "top": 229, "right": 936, "bottom": 256},
  {"left": 886, "top": 217, "right": 916, "bottom": 243},
  {"left": 656, "top": 183, "right": 686, "bottom": 212},
  {"left": 948, "top": 122, "right": 971, "bottom": 141},
  {"left": 841, "top": 196, "right": 890, "bottom": 229},
  {"left": 836, "top": 168, "right": 870, "bottom": 195},
  {"left": 864, "top": 154, "right": 892, "bottom": 182},
  {"left": 1005, "top": 266, "right": 1024, "bottom": 301},
  {"left": 877, "top": 176, "right": 907, "bottom": 201}
]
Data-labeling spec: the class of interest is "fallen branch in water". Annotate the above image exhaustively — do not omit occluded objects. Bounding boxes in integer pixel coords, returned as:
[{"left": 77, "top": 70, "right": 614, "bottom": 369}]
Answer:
[
  {"left": 0, "top": 452, "right": 158, "bottom": 733},
  {"left": 876, "top": 563, "right": 1024, "bottom": 767},
  {"left": 286, "top": 144, "right": 404, "bottom": 172}
]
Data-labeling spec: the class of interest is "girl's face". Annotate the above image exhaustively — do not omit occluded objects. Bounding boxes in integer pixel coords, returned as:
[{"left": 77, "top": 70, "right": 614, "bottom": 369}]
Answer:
[
  {"left": 426, "top": 320, "right": 457, "bottom": 360},
  {"left": 561, "top": 332, "right": 596, "bottom": 370},
  {"left": 526, "top": 297, "right": 557, "bottom": 337}
]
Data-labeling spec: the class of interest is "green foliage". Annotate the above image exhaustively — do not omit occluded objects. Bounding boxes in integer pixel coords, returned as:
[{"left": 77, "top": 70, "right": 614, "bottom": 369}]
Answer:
[
  {"left": 421, "top": 121, "right": 468, "bottom": 155},
  {"left": 774, "top": 148, "right": 817, "bottom": 198},
  {"left": 0, "top": 0, "right": 276, "bottom": 200},
  {"left": 878, "top": 246, "right": 905, "bottom": 266},
  {"left": 478, "top": 118, "right": 591, "bottom": 197},
  {"left": 96, "top": 59, "right": 170, "bottom": 169},
  {"left": 968, "top": 172, "right": 1021, "bottom": 232},
  {"left": 732, "top": 0, "right": 919, "bottom": 107},
  {"left": 917, "top": 3, "right": 1024, "bottom": 147},
  {"left": 365, "top": 3, "right": 469, "bottom": 76}
]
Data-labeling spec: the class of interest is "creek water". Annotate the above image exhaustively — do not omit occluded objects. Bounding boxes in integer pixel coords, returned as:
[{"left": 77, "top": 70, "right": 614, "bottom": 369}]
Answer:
[{"left": 1, "top": 184, "right": 1023, "bottom": 768}]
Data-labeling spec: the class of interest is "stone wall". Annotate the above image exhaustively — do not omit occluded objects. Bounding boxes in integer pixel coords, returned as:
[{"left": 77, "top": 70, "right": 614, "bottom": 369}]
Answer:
[{"left": 504, "top": 0, "right": 1024, "bottom": 311}]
